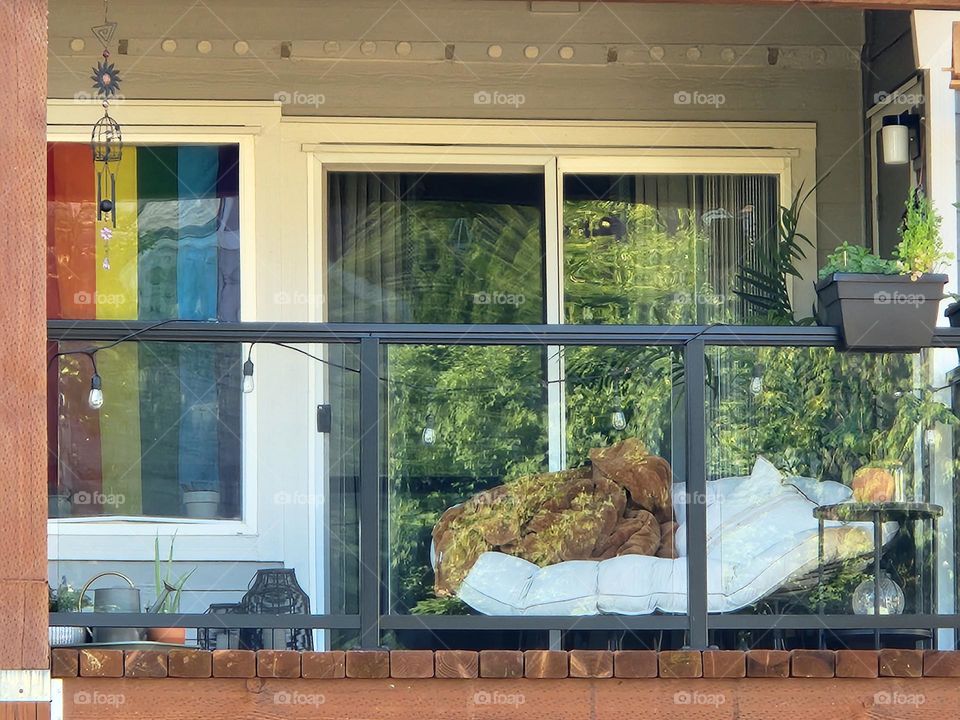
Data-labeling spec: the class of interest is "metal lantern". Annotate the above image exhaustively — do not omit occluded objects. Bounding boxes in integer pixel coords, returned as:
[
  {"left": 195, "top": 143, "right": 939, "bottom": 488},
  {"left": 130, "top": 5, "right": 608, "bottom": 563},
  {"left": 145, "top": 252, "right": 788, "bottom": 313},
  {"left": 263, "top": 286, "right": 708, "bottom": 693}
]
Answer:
[
  {"left": 91, "top": 110, "right": 122, "bottom": 164},
  {"left": 238, "top": 569, "right": 313, "bottom": 651},
  {"left": 91, "top": 110, "right": 122, "bottom": 226}
]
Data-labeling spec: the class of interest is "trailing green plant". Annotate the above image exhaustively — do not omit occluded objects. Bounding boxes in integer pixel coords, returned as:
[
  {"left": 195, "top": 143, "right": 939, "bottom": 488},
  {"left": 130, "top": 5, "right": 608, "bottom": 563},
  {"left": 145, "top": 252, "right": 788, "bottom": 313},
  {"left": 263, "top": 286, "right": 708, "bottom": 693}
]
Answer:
[
  {"left": 896, "top": 187, "right": 948, "bottom": 278},
  {"left": 817, "top": 188, "right": 950, "bottom": 281},
  {"left": 153, "top": 534, "right": 195, "bottom": 613},
  {"left": 736, "top": 181, "right": 817, "bottom": 324},
  {"left": 818, "top": 241, "right": 899, "bottom": 279}
]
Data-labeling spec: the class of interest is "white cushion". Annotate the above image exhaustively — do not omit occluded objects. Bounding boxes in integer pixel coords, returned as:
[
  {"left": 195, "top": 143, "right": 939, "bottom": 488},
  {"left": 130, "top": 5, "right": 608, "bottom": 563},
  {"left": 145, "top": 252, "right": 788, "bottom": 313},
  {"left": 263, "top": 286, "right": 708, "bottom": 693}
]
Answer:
[
  {"left": 458, "top": 553, "right": 600, "bottom": 616},
  {"left": 453, "top": 457, "right": 897, "bottom": 616}
]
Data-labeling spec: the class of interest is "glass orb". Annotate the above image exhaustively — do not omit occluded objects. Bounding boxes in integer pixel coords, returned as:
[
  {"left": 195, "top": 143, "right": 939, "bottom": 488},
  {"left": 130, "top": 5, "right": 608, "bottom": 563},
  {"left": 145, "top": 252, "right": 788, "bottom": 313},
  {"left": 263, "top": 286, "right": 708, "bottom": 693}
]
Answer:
[{"left": 852, "top": 571, "right": 904, "bottom": 615}]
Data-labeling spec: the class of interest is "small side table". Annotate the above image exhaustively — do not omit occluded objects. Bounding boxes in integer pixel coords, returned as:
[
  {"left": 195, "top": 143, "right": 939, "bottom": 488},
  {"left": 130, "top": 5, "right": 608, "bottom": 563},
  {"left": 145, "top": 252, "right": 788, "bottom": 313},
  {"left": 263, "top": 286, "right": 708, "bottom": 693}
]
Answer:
[{"left": 813, "top": 502, "right": 942, "bottom": 649}]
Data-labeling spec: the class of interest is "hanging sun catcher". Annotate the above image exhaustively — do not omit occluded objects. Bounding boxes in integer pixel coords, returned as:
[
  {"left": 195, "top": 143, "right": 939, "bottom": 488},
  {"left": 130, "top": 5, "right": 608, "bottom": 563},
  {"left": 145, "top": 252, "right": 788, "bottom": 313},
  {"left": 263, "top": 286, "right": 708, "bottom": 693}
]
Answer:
[{"left": 89, "top": 0, "right": 122, "bottom": 233}]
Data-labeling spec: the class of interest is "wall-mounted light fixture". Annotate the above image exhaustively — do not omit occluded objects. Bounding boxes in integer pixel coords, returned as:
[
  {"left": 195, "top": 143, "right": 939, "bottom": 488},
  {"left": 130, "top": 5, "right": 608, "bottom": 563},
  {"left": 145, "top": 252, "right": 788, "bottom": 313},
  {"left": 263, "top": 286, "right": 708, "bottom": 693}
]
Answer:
[{"left": 881, "top": 113, "right": 919, "bottom": 166}]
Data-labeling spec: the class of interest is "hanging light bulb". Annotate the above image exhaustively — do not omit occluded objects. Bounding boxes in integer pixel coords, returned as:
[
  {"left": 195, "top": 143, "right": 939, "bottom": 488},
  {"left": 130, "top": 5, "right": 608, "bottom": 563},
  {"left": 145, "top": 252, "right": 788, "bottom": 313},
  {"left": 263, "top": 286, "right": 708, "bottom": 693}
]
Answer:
[
  {"left": 611, "top": 407, "right": 627, "bottom": 431},
  {"left": 611, "top": 377, "right": 627, "bottom": 431},
  {"left": 749, "top": 362, "right": 763, "bottom": 396},
  {"left": 88, "top": 372, "right": 104, "bottom": 410},
  {"left": 242, "top": 357, "right": 255, "bottom": 394},
  {"left": 421, "top": 415, "right": 437, "bottom": 446}
]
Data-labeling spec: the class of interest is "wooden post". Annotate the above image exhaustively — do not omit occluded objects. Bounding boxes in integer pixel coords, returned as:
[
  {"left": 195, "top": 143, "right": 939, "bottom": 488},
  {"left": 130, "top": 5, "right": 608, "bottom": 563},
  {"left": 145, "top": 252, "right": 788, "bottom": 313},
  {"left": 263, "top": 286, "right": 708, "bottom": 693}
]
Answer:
[
  {"left": 952, "top": 21, "right": 960, "bottom": 90},
  {"left": 0, "top": 0, "right": 51, "bottom": 707}
]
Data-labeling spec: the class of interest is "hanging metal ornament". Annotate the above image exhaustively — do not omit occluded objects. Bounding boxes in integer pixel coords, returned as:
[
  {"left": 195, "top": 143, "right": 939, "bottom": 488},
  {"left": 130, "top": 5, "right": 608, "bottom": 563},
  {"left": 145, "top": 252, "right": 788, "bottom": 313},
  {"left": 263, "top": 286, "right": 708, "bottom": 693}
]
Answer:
[
  {"left": 89, "top": 0, "right": 123, "bottom": 229},
  {"left": 91, "top": 105, "right": 122, "bottom": 228}
]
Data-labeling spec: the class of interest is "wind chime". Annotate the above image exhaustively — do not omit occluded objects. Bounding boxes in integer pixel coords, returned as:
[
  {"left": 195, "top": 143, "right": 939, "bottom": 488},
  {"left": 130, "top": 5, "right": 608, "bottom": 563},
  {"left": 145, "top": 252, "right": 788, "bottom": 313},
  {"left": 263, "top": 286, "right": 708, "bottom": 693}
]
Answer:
[{"left": 89, "top": 0, "right": 123, "bottom": 269}]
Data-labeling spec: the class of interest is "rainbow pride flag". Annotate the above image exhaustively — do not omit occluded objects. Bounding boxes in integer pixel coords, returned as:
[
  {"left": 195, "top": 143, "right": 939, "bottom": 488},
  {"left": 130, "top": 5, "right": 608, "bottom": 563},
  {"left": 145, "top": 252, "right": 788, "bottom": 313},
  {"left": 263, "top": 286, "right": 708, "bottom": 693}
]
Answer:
[{"left": 47, "top": 143, "right": 242, "bottom": 518}]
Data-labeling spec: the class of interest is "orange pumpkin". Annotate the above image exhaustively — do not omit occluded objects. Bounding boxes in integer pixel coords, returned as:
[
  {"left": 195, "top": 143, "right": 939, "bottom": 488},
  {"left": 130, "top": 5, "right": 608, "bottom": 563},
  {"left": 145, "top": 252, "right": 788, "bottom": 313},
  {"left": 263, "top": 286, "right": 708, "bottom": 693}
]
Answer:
[{"left": 852, "top": 466, "right": 896, "bottom": 503}]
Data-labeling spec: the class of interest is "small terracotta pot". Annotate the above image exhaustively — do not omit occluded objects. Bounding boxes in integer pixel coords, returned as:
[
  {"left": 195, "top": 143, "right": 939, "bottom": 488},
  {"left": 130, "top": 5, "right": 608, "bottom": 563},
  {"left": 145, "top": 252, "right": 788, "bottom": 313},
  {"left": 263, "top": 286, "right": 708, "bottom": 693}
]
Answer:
[{"left": 147, "top": 627, "right": 186, "bottom": 644}]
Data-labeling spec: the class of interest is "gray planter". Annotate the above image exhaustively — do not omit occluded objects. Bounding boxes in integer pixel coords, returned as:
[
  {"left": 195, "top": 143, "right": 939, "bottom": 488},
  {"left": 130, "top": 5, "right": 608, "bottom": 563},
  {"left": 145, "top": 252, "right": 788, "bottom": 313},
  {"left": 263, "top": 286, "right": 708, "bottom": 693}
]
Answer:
[
  {"left": 815, "top": 273, "right": 947, "bottom": 350},
  {"left": 946, "top": 301, "right": 960, "bottom": 328},
  {"left": 49, "top": 626, "right": 87, "bottom": 646}
]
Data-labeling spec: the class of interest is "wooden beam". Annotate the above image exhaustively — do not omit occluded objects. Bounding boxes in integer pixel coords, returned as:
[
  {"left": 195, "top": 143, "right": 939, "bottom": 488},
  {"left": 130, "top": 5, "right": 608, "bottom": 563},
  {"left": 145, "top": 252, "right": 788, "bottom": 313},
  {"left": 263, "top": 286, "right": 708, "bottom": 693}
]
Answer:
[
  {"left": 952, "top": 21, "right": 960, "bottom": 89},
  {"left": 61, "top": 677, "right": 960, "bottom": 719},
  {"left": 599, "top": 0, "right": 960, "bottom": 7},
  {"left": 0, "top": 0, "right": 49, "bottom": 675}
]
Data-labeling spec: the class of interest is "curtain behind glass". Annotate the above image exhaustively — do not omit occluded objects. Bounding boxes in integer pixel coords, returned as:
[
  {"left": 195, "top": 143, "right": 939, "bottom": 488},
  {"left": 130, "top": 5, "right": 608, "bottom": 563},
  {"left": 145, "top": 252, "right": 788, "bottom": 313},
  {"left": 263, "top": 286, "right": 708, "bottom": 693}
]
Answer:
[
  {"left": 563, "top": 173, "right": 779, "bottom": 325},
  {"left": 328, "top": 174, "right": 408, "bottom": 323}
]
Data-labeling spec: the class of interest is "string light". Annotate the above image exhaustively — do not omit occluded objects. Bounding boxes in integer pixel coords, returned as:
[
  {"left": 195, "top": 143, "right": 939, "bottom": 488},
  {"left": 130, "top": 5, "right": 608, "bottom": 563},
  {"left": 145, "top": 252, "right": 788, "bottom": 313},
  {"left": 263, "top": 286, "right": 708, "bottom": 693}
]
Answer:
[
  {"left": 48, "top": 319, "right": 184, "bottom": 411},
  {"left": 242, "top": 346, "right": 255, "bottom": 394},
  {"left": 749, "top": 363, "right": 763, "bottom": 396},
  {"left": 421, "top": 414, "right": 437, "bottom": 446},
  {"left": 51, "top": 323, "right": 703, "bottom": 420},
  {"left": 611, "top": 375, "right": 627, "bottom": 430},
  {"left": 88, "top": 368, "right": 104, "bottom": 410}
]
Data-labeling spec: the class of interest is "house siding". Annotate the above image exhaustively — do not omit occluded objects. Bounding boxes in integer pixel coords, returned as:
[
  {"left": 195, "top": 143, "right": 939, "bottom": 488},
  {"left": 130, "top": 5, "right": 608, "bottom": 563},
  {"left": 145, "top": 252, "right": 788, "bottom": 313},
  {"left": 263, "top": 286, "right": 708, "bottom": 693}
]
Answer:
[{"left": 48, "top": 0, "right": 867, "bottom": 262}]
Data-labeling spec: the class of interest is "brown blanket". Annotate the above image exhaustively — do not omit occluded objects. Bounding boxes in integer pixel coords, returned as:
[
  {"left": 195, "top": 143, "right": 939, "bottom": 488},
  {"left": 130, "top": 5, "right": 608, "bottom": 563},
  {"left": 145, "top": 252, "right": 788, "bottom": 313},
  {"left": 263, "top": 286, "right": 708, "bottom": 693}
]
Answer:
[{"left": 432, "top": 438, "right": 675, "bottom": 596}]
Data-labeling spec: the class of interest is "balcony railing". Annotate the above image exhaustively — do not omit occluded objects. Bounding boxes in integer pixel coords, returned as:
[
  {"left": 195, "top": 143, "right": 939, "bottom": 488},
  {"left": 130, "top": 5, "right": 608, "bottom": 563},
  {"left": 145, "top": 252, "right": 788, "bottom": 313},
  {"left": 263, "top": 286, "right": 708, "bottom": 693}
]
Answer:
[{"left": 47, "top": 321, "right": 960, "bottom": 650}]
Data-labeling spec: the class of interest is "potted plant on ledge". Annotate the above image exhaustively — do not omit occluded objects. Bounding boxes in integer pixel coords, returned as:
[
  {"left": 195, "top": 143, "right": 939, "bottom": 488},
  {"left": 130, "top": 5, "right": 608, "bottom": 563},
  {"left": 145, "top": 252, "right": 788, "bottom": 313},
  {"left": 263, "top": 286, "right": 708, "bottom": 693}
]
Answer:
[
  {"left": 146, "top": 535, "right": 196, "bottom": 644},
  {"left": 815, "top": 188, "right": 949, "bottom": 350}
]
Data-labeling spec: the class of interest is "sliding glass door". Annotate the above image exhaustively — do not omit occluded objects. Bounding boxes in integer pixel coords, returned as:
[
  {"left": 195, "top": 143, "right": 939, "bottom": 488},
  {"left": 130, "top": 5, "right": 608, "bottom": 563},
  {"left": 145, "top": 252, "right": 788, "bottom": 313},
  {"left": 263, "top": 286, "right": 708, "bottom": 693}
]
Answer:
[{"left": 316, "top": 153, "right": 789, "bottom": 638}]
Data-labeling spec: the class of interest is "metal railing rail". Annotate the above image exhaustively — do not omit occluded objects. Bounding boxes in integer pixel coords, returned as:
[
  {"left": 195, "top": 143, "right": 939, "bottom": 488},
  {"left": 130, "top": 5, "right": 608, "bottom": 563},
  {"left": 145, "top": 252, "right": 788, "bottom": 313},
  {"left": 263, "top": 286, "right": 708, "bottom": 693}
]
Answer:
[{"left": 47, "top": 320, "right": 960, "bottom": 648}]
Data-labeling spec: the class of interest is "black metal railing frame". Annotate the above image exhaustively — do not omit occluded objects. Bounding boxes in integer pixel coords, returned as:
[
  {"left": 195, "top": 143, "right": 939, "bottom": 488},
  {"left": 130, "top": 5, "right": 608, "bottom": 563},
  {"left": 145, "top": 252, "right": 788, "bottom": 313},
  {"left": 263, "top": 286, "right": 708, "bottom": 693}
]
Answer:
[{"left": 46, "top": 320, "right": 960, "bottom": 648}]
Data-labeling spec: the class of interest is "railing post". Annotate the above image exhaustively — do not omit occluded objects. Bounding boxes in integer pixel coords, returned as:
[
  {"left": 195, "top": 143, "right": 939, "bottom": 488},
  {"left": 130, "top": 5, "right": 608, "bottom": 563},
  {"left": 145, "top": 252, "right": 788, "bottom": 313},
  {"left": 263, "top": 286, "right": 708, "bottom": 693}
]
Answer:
[
  {"left": 358, "top": 337, "right": 382, "bottom": 648},
  {"left": 683, "top": 337, "right": 709, "bottom": 649}
]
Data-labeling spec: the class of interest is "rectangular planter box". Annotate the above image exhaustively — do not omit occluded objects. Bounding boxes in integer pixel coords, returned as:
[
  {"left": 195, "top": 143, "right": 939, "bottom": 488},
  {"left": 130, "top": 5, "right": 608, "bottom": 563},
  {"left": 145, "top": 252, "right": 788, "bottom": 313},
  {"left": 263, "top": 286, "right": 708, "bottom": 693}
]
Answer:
[
  {"left": 946, "top": 301, "right": 960, "bottom": 328},
  {"left": 815, "top": 273, "right": 947, "bottom": 350}
]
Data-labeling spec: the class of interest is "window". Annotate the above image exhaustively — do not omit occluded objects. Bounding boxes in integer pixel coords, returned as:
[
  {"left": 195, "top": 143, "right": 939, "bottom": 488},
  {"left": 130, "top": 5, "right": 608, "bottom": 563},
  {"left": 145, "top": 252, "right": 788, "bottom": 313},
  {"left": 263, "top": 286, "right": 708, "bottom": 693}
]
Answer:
[{"left": 47, "top": 142, "right": 243, "bottom": 520}]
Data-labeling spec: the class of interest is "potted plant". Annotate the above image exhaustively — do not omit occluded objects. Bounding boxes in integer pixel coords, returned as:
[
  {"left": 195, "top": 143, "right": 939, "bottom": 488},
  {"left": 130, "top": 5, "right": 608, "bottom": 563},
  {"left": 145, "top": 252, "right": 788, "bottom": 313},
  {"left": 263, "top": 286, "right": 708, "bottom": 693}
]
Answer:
[
  {"left": 182, "top": 485, "right": 220, "bottom": 518},
  {"left": 944, "top": 293, "right": 960, "bottom": 327},
  {"left": 146, "top": 535, "right": 196, "bottom": 644},
  {"left": 48, "top": 577, "right": 90, "bottom": 646},
  {"left": 815, "top": 188, "right": 950, "bottom": 349},
  {"left": 48, "top": 489, "right": 72, "bottom": 518}
]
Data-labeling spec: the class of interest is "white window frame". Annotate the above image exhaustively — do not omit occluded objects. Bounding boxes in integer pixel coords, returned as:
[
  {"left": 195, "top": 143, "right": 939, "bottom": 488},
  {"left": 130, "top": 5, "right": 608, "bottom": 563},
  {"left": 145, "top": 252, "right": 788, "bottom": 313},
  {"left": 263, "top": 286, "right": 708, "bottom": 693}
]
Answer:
[
  {"left": 45, "top": 101, "right": 273, "bottom": 551},
  {"left": 294, "top": 118, "right": 817, "bottom": 320},
  {"left": 303, "top": 126, "right": 809, "bottom": 472}
]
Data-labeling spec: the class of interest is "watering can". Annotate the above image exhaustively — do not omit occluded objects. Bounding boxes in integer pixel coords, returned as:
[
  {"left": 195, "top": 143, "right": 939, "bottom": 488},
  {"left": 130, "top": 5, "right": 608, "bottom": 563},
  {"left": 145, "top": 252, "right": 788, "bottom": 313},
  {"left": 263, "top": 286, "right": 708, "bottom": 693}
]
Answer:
[{"left": 78, "top": 571, "right": 145, "bottom": 643}]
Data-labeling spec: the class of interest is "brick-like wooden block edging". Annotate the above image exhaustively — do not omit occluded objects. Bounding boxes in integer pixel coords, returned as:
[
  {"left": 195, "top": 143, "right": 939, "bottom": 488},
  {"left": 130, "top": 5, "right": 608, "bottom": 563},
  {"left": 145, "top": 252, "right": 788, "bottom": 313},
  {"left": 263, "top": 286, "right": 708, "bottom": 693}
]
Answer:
[
  {"left": 702, "top": 650, "right": 746, "bottom": 678},
  {"left": 880, "top": 649, "right": 923, "bottom": 678},
  {"left": 49, "top": 647, "right": 960, "bottom": 680},
  {"left": 569, "top": 649, "right": 613, "bottom": 678},
  {"left": 746, "top": 649, "right": 790, "bottom": 678},
  {"left": 302, "top": 651, "right": 345, "bottom": 679},
  {"left": 790, "top": 649, "right": 835, "bottom": 678},
  {"left": 391, "top": 649, "right": 435, "bottom": 679},
  {"left": 479, "top": 650, "right": 523, "bottom": 678}
]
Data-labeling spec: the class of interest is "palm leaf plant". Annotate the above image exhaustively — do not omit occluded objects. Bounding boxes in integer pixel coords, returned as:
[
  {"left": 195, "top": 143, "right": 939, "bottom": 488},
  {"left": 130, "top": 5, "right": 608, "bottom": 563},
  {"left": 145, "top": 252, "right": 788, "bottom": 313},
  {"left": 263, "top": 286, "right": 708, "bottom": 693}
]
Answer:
[{"left": 735, "top": 181, "right": 817, "bottom": 324}]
